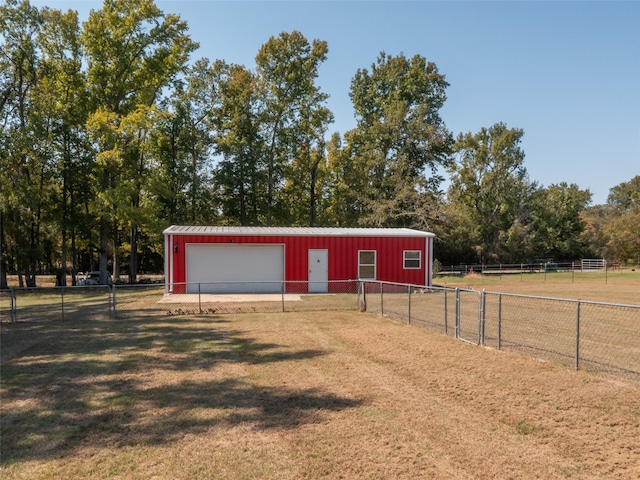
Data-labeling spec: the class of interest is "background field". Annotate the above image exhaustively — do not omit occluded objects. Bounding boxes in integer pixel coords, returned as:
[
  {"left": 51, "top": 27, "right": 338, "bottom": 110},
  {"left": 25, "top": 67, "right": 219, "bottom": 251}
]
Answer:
[
  {"left": 2, "top": 310, "right": 639, "bottom": 479},
  {"left": 435, "top": 270, "right": 640, "bottom": 305}
]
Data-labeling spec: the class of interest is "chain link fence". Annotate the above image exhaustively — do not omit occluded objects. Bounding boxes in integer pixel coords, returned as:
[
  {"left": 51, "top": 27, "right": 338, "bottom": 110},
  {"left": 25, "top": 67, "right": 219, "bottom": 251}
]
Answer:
[
  {"left": 2, "top": 280, "right": 638, "bottom": 383},
  {"left": 481, "top": 291, "right": 640, "bottom": 380},
  {"left": 361, "top": 281, "right": 640, "bottom": 383},
  {"left": 0, "top": 286, "right": 111, "bottom": 322},
  {"left": 360, "top": 282, "right": 481, "bottom": 343},
  {"left": 111, "top": 281, "right": 359, "bottom": 318}
]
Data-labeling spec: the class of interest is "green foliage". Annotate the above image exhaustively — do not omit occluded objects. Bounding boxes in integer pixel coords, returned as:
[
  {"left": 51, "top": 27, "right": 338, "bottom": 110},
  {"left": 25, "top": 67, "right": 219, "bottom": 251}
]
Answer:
[
  {"left": 582, "top": 178, "right": 640, "bottom": 265},
  {"left": 82, "top": 0, "right": 197, "bottom": 283},
  {"left": 529, "top": 183, "right": 591, "bottom": 261},
  {"left": 329, "top": 52, "right": 451, "bottom": 228},
  {"left": 446, "top": 123, "right": 534, "bottom": 263},
  {"left": 0, "top": 0, "right": 636, "bottom": 282},
  {"left": 607, "top": 175, "right": 639, "bottom": 214},
  {"left": 208, "top": 60, "right": 266, "bottom": 225},
  {"left": 255, "top": 30, "right": 332, "bottom": 225},
  {"left": 604, "top": 212, "right": 640, "bottom": 264}
]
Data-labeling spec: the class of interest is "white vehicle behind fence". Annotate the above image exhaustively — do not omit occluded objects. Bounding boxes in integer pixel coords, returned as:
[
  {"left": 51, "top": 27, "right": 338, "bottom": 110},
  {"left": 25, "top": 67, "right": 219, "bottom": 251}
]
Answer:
[{"left": 77, "top": 271, "right": 112, "bottom": 286}]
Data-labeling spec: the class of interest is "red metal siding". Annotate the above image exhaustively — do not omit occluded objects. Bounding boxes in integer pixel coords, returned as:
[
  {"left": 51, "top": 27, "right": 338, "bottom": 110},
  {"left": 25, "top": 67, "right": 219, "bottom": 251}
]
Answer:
[{"left": 168, "top": 233, "right": 431, "bottom": 292}]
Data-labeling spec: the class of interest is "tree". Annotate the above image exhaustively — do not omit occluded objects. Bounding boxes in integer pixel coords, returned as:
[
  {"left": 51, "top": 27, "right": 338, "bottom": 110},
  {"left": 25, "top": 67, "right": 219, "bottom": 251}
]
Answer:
[
  {"left": 209, "top": 60, "right": 265, "bottom": 225},
  {"left": 529, "top": 183, "right": 592, "bottom": 260},
  {"left": 448, "top": 123, "right": 533, "bottom": 263},
  {"left": 582, "top": 176, "right": 640, "bottom": 264},
  {"left": 580, "top": 203, "right": 614, "bottom": 258},
  {"left": 607, "top": 175, "right": 639, "bottom": 214},
  {"left": 582, "top": 176, "right": 640, "bottom": 265},
  {"left": 604, "top": 212, "right": 640, "bottom": 265},
  {"left": 333, "top": 52, "right": 451, "bottom": 228},
  {"left": 82, "top": 0, "right": 197, "bottom": 283},
  {"left": 0, "top": 0, "right": 46, "bottom": 287},
  {"left": 279, "top": 100, "right": 333, "bottom": 226},
  {"left": 36, "top": 6, "right": 91, "bottom": 285},
  {"left": 148, "top": 75, "right": 216, "bottom": 227},
  {"left": 324, "top": 131, "right": 365, "bottom": 226},
  {"left": 255, "top": 30, "right": 331, "bottom": 226}
]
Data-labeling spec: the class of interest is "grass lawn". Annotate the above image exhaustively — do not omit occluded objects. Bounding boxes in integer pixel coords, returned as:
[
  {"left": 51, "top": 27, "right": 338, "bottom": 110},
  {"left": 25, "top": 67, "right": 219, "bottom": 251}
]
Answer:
[
  {"left": 2, "top": 311, "right": 639, "bottom": 479},
  {"left": 434, "top": 269, "right": 640, "bottom": 305}
]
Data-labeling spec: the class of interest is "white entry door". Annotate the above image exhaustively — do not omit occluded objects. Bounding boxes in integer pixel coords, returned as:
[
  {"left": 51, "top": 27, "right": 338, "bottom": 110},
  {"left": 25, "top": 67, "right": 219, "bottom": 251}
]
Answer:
[{"left": 308, "top": 249, "right": 328, "bottom": 293}]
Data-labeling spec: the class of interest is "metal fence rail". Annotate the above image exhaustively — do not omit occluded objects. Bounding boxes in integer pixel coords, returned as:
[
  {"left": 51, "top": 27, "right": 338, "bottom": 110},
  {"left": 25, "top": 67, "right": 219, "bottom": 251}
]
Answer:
[
  {"left": 481, "top": 291, "right": 640, "bottom": 380},
  {"left": 361, "top": 282, "right": 482, "bottom": 343},
  {"left": 2, "top": 280, "right": 638, "bottom": 383},
  {"left": 363, "top": 281, "right": 640, "bottom": 383},
  {"left": 113, "top": 281, "right": 359, "bottom": 318},
  {"left": 0, "top": 286, "right": 112, "bottom": 323}
]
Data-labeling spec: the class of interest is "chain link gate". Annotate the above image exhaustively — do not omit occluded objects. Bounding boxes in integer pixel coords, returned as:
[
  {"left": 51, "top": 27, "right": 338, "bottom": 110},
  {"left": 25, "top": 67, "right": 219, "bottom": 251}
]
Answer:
[{"left": 455, "top": 288, "right": 482, "bottom": 344}]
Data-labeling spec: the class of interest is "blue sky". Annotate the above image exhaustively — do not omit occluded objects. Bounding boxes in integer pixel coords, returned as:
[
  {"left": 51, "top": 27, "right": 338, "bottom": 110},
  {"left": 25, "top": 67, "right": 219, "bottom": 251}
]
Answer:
[{"left": 37, "top": 1, "right": 640, "bottom": 205}]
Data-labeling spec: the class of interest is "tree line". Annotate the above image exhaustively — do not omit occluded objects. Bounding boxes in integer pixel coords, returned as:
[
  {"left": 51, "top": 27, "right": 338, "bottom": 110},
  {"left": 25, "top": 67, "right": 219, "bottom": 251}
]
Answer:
[{"left": 1, "top": 0, "right": 638, "bottom": 288}]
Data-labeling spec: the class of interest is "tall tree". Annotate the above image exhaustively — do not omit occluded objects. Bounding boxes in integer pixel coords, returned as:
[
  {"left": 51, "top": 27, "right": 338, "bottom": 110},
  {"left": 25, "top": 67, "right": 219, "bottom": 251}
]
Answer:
[
  {"left": 280, "top": 96, "right": 333, "bottom": 226},
  {"left": 607, "top": 175, "right": 639, "bottom": 214},
  {"left": 529, "top": 183, "right": 592, "bottom": 260},
  {"left": 0, "top": 0, "right": 46, "bottom": 287},
  {"left": 448, "top": 122, "right": 533, "bottom": 263},
  {"left": 255, "top": 30, "right": 330, "bottom": 226},
  {"left": 335, "top": 52, "right": 451, "bottom": 228},
  {"left": 604, "top": 212, "right": 640, "bottom": 265},
  {"left": 324, "top": 131, "right": 364, "bottom": 226},
  {"left": 36, "top": 6, "right": 91, "bottom": 285},
  {"left": 583, "top": 176, "right": 640, "bottom": 265},
  {"left": 209, "top": 60, "right": 265, "bottom": 225},
  {"left": 82, "top": 0, "right": 197, "bottom": 283},
  {"left": 148, "top": 77, "right": 216, "bottom": 228}
]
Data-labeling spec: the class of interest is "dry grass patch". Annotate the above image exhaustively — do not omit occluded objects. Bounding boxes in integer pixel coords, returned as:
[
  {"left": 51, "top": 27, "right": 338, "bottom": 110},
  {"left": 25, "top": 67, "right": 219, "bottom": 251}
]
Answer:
[
  {"left": 2, "top": 311, "right": 639, "bottom": 479},
  {"left": 436, "top": 270, "right": 640, "bottom": 304}
]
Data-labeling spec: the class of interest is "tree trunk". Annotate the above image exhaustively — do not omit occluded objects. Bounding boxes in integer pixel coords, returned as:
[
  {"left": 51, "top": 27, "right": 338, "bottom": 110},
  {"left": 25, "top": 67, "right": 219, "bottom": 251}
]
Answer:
[
  {"left": 60, "top": 228, "right": 68, "bottom": 287},
  {"left": 130, "top": 225, "right": 138, "bottom": 284},
  {"left": 0, "top": 211, "right": 7, "bottom": 290},
  {"left": 71, "top": 229, "right": 77, "bottom": 286},
  {"left": 99, "top": 217, "right": 109, "bottom": 285},
  {"left": 26, "top": 220, "right": 37, "bottom": 287},
  {"left": 112, "top": 224, "right": 119, "bottom": 282}
]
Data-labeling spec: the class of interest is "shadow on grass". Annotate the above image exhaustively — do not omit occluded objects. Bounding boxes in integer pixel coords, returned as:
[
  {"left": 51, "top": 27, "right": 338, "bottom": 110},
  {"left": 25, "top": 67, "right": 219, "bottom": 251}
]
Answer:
[{"left": 1, "top": 315, "right": 363, "bottom": 465}]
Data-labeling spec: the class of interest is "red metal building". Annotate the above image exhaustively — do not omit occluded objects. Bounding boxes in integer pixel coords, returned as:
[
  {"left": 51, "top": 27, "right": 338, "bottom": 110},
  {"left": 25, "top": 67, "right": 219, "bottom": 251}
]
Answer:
[{"left": 163, "top": 226, "right": 435, "bottom": 294}]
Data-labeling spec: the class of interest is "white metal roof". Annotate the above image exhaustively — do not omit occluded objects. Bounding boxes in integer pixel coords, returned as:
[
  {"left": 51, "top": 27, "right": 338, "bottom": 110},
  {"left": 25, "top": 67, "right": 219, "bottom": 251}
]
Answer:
[{"left": 163, "top": 225, "right": 435, "bottom": 237}]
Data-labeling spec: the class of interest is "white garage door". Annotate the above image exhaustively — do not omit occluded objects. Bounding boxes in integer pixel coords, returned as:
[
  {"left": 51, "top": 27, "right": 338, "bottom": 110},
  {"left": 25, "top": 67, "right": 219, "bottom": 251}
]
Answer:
[{"left": 186, "top": 244, "right": 284, "bottom": 293}]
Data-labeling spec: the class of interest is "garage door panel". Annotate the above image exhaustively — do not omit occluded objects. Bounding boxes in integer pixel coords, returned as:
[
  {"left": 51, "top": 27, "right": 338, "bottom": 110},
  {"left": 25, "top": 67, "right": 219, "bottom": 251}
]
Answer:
[{"left": 186, "top": 244, "right": 284, "bottom": 293}]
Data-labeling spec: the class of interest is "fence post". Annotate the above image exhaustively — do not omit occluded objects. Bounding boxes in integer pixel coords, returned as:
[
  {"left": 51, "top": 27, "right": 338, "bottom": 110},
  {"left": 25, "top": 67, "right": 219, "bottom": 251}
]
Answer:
[
  {"left": 281, "top": 281, "right": 285, "bottom": 313},
  {"left": 380, "top": 282, "right": 384, "bottom": 317},
  {"left": 407, "top": 285, "right": 411, "bottom": 325},
  {"left": 455, "top": 288, "right": 460, "bottom": 339},
  {"left": 497, "top": 293, "right": 502, "bottom": 350},
  {"left": 11, "top": 288, "right": 16, "bottom": 323},
  {"left": 198, "top": 283, "right": 202, "bottom": 314},
  {"left": 61, "top": 287, "right": 65, "bottom": 322},
  {"left": 479, "top": 290, "right": 485, "bottom": 346},
  {"left": 357, "top": 281, "right": 367, "bottom": 312},
  {"left": 444, "top": 289, "right": 448, "bottom": 335},
  {"left": 112, "top": 285, "right": 117, "bottom": 318},
  {"left": 575, "top": 300, "right": 581, "bottom": 371}
]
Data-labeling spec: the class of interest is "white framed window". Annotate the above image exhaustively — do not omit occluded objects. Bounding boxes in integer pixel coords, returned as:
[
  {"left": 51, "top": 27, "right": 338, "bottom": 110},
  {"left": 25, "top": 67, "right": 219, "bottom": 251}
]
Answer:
[
  {"left": 404, "top": 250, "right": 421, "bottom": 269},
  {"left": 358, "top": 250, "right": 376, "bottom": 279}
]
